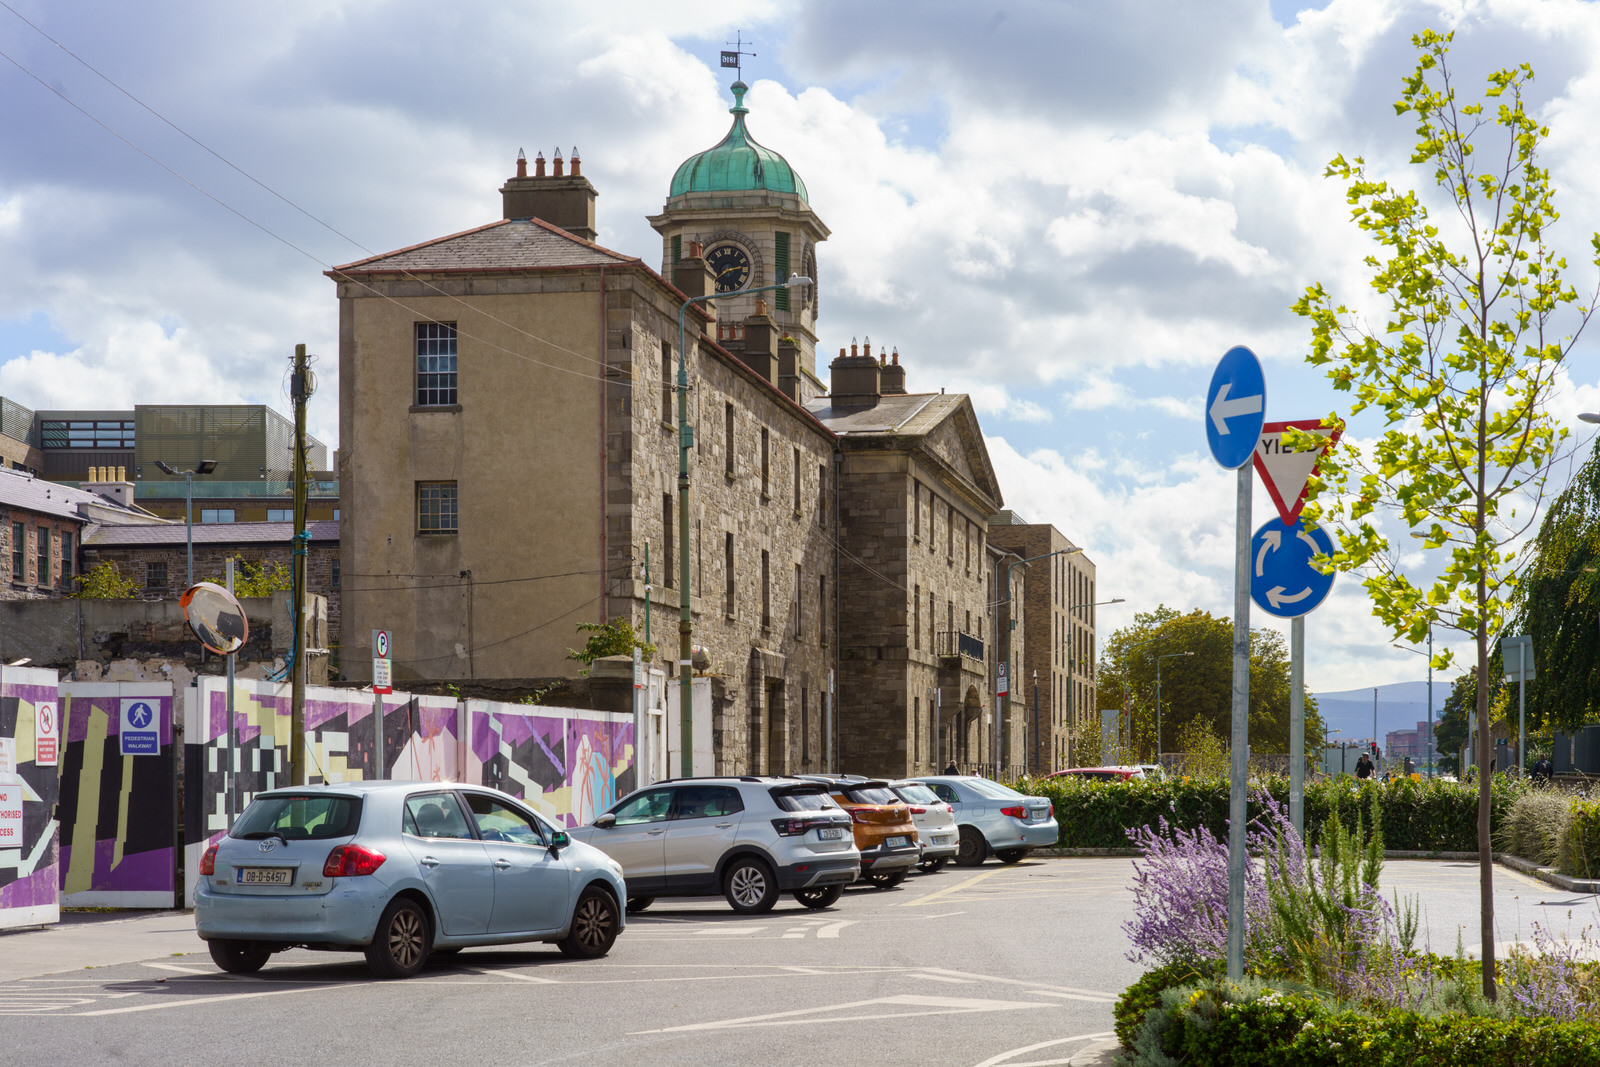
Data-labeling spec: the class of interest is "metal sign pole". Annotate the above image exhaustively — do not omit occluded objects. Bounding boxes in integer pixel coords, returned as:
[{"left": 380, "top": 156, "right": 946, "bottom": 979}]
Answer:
[
  {"left": 1227, "top": 465, "right": 1251, "bottom": 980},
  {"left": 225, "top": 558, "right": 236, "bottom": 826},
  {"left": 1290, "top": 615, "right": 1304, "bottom": 838}
]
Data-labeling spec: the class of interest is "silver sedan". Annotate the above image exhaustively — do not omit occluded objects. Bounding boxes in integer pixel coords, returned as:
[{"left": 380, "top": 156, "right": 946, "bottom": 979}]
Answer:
[
  {"left": 917, "top": 776, "right": 1058, "bottom": 866},
  {"left": 194, "top": 781, "right": 628, "bottom": 978}
]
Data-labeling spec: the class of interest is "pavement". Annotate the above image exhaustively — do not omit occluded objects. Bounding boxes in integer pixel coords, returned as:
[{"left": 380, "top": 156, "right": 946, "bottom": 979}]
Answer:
[{"left": 0, "top": 909, "right": 206, "bottom": 983}]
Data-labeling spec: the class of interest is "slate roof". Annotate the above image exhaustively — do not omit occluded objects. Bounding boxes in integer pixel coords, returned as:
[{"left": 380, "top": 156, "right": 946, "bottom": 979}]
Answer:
[
  {"left": 330, "top": 218, "right": 638, "bottom": 275},
  {"left": 805, "top": 392, "right": 950, "bottom": 436},
  {"left": 86, "top": 519, "right": 340, "bottom": 547},
  {"left": 0, "top": 468, "right": 150, "bottom": 524}
]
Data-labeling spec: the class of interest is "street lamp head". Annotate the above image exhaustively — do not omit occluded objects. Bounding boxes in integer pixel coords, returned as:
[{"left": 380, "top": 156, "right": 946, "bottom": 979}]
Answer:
[
  {"left": 153, "top": 460, "right": 177, "bottom": 476},
  {"left": 196, "top": 460, "right": 218, "bottom": 475},
  {"left": 1580, "top": 412, "right": 1600, "bottom": 424},
  {"left": 783, "top": 273, "right": 814, "bottom": 288}
]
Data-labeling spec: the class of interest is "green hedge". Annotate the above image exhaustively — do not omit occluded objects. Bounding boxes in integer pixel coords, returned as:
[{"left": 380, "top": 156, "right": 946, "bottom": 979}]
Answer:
[
  {"left": 1121, "top": 979, "right": 1600, "bottom": 1066},
  {"left": 1014, "top": 775, "right": 1523, "bottom": 852}
]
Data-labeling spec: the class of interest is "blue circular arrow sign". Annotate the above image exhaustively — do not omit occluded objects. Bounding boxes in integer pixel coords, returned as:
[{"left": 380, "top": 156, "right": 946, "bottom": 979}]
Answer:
[
  {"left": 1205, "top": 345, "right": 1266, "bottom": 469},
  {"left": 1250, "top": 518, "right": 1335, "bottom": 619}
]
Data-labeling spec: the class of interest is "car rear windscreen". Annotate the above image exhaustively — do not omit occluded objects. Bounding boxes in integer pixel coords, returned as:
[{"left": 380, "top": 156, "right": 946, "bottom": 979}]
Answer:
[
  {"left": 233, "top": 794, "right": 363, "bottom": 840},
  {"left": 895, "top": 784, "right": 939, "bottom": 804},
  {"left": 843, "top": 786, "right": 899, "bottom": 805},
  {"left": 963, "top": 778, "right": 1026, "bottom": 800},
  {"left": 772, "top": 789, "right": 839, "bottom": 812}
]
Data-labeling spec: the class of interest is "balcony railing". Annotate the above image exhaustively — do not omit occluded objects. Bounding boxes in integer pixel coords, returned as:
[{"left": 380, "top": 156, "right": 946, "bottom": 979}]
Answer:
[{"left": 937, "top": 630, "right": 984, "bottom": 662}]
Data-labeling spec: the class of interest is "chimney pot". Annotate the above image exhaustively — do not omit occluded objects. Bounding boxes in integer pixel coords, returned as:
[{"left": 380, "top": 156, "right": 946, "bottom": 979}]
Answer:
[
  {"left": 516, "top": 148, "right": 527, "bottom": 178},
  {"left": 754, "top": 297, "right": 767, "bottom": 316},
  {"left": 689, "top": 240, "right": 704, "bottom": 258},
  {"left": 570, "top": 146, "right": 581, "bottom": 177},
  {"left": 892, "top": 347, "right": 900, "bottom": 365},
  {"left": 117, "top": 466, "right": 126, "bottom": 481},
  {"left": 535, "top": 151, "right": 547, "bottom": 177},
  {"left": 552, "top": 148, "right": 564, "bottom": 177}
]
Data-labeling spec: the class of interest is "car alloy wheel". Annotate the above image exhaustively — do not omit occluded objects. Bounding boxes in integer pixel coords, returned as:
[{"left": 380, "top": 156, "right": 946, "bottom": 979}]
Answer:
[
  {"left": 920, "top": 857, "right": 949, "bottom": 873},
  {"left": 723, "top": 856, "right": 779, "bottom": 913},
  {"left": 365, "top": 897, "right": 430, "bottom": 979},
  {"left": 208, "top": 939, "right": 270, "bottom": 975},
  {"left": 626, "top": 896, "right": 655, "bottom": 914},
  {"left": 954, "top": 826, "right": 988, "bottom": 867},
  {"left": 559, "top": 887, "right": 620, "bottom": 959},
  {"left": 865, "top": 869, "right": 907, "bottom": 889},
  {"left": 793, "top": 885, "right": 844, "bottom": 910}
]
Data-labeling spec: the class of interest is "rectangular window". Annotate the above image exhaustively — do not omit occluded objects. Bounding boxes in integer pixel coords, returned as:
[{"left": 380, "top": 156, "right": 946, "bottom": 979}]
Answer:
[
  {"left": 662, "top": 495, "right": 674, "bottom": 588},
  {"left": 913, "top": 481, "right": 921, "bottom": 540},
  {"left": 35, "top": 528, "right": 49, "bottom": 587},
  {"left": 761, "top": 550, "right": 771, "bottom": 630},
  {"left": 416, "top": 482, "right": 458, "bottom": 534},
  {"left": 662, "top": 341, "right": 674, "bottom": 427},
  {"left": 913, "top": 584, "right": 921, "bottom": 651},
  {"left": 60, "top": 530, "right": 73, "bottom": 585},
  {"left": 947, "top": 503, "right": 955, "bottom": 560},
  {"left": 818, "top": 464, "right": 827, "bottom": 526},
  {"left": 331, "top": 558, "right": 341, "bottom": 589},
  {"left": 965, "top": 520, "right": 972, "bottom": 575},
  {"left": 774, "top": 231, "right": 791, "bottom": 311},
  {"left": 145, "top": 561, "right": 167, "bottom": 590},
  {"left": 914, "top": 697, "right": 921, "bottom": 764},
  {"left": 695, "top": 520, "right": 703, "bottom": 599},
  {"left": 794, "top": 564, "right": 803, "bottom": 638},
  {"left": 929, "top": 588, "right": 936, "bottom": 652},
  {"left": 724, "top": 402, "right": 735, "bottom": 477},
  {"left": 200, "top": 509, "right": 236, "bottom": 524},
  {"left": 671, "top": 234, "right": 682, "bottom": 265},
  {"left": 266, "top": 509, "right": 292, "bottom": 522},
  {"left": 415, "top": 322, "right": 458, "bottom": 406},
  {"left": 760, "top": 428, "right": 770, "bottom": 499},
  {"left": 819, "top": 574, "right": 828, "bottom": 645},
  {"left": 725, "top": 533, "right": 735, "bottom": 616},
  {"left": 801, "top": 688, "right": 810, "bottom": 766},
  {"left": 10, "top": 522, "right": 22, "bottom": 581},
  {"left": 793, "top": 446, "right": 802, "bottom": 513}
]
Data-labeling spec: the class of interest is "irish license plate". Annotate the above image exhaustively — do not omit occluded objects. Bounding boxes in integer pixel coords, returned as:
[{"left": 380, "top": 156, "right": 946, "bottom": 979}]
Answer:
[
  {"left": 885, "top": 836, "right": 910, "bottom": 848},
  {"left": 237, "top": 867, "right": 294, "bottom": 886},
  {"left": 818, "top": 827, "right": 844, "bottom": 840}
]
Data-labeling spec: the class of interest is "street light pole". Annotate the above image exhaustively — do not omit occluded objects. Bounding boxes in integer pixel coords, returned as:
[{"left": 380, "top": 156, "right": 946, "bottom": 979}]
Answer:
[
  {"left": 1003, "top": 547, "right": 1082, "bottom": 778},
  {"left": 1154, "top": 651, "right": 1193, "bottom": 771},
  {"left": 675, "top": 272, "right": 811, "bottom": 777},
  {"left": 153, "top": 458, "right": 218, "bottom": 587}
]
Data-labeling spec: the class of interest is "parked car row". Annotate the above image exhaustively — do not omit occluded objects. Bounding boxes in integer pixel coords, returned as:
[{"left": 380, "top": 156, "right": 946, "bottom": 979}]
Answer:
[{"left": 192, "top": 773, "right": 1059, "bottom": 980}]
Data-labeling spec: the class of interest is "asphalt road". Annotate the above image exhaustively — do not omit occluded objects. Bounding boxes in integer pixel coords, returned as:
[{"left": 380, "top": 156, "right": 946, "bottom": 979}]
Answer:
[{"left": 0, "top": 856, "right": 1588, "bottom": 1067}]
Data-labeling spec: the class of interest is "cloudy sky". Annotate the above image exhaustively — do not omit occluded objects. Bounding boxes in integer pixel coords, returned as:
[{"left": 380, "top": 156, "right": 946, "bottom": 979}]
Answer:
[{"left": 5, "top": 0, "right": 1600, "bottom": 701}]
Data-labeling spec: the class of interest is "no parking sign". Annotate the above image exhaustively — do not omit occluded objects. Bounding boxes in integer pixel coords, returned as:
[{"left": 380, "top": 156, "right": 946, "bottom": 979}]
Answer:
[{"left": 36, "top": 701, "right": 58, "bottom": 766}]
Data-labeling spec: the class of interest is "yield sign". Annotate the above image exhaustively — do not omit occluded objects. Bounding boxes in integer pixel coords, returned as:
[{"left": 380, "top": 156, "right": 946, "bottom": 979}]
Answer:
[{"left": 1252, "top": 419, "right": 1342, "bottom": 526}]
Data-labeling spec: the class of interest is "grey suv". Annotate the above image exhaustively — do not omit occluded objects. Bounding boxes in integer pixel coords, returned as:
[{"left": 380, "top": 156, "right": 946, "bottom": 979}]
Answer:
[{"left": 568, "top": 777, "right": 860, "bottom": 914}]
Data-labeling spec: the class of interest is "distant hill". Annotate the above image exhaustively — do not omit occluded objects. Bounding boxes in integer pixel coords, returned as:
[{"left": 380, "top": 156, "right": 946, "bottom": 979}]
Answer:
[{"left": 1312, "top": 679, "right": 1461, "bottom": 750}]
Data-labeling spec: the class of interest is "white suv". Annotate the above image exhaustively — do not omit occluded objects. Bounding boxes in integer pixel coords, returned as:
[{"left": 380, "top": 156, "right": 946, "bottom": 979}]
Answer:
[
  {"left": 568, "top": 777, "right": 860, "bottom": 914},
  {"left": 889, "top": 779, "right": 959, "bottom": 872}
]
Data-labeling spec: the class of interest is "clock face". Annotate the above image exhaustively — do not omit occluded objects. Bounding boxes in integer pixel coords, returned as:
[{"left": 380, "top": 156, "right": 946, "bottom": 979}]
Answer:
[{"left": 706, "top": 244, "right": 751, "bottom": 293}]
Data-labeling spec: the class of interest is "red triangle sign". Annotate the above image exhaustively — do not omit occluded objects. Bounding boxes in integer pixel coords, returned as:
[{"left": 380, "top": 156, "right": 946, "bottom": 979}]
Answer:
[{"left": 1252, "top": 419, "right": 1342, "bottom": 526}]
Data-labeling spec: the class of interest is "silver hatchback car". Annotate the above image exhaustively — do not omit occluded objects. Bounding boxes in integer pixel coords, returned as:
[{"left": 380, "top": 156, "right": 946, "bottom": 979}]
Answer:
[
  {"left": 917, "top": 775, "right": 1058, "bottom": 866},
  {"left": 194, "top": 781, "right": 628, "bottom": 978}
]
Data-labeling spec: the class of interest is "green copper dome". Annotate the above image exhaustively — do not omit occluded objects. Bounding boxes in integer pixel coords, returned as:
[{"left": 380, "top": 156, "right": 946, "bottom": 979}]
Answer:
[{"left": 669, "top": 81, "right": 808, "bottom": 203}]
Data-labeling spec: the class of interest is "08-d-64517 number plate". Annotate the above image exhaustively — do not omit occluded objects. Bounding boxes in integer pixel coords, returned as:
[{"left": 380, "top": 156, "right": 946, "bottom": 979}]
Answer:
[{"left": 237, "top": 867, "right": 294, "bottom": 886}]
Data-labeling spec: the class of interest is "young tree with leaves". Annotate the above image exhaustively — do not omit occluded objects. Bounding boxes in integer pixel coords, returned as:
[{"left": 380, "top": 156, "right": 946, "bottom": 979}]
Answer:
[{"left": 1293, "top": 30, "right": 1599, "bottom": 999}]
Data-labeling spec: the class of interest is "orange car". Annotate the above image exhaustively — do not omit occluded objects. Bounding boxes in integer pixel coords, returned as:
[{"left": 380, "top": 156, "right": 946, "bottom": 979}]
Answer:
[{"left": 799, "top": 775, "right": 920, "bottom": 887}]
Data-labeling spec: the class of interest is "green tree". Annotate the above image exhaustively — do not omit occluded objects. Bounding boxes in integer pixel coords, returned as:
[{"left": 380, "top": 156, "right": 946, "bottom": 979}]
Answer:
[
  {"left": 1096, "top": 606, "right": 1324, "bottom": 759},
  {"left": 69, "top": 561, "right": 141, "bottom": 599},
  {"left": 1505, "top": 438, "right": 1600, "bottom": 734},
  {"left": 1292, "top": 31, "right": 1599, "bottom": 998},
  {"left": 200, "top": 559, "right": 292, "bottom": 597},
  {"left": 566, "top": 619, "right": 657, "bottom": 676}
]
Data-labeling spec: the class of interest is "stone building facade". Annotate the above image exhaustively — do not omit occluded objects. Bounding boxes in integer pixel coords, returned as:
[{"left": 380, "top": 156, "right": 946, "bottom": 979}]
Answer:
[
  {"left": 0, "top": 468, "right": 162, "bottom": 601},
  {"left": 988, "top": 516, "right": 1101, "bottom": 771},
  {"left": 81, "top": 520, "right": 341, "bottom": 642}
]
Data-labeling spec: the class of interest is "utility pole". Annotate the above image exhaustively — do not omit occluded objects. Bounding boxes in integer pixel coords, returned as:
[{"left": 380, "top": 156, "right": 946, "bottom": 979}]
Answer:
[{"left": 289, "top": 343, "right": 311, "bottom": 785}]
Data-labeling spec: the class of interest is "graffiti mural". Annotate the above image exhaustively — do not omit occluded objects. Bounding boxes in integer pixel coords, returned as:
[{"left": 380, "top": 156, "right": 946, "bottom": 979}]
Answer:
[
  {"left": 464, "top": 701, "right": 635, "bottom": 828},
  {"left": 0, "top": 666, "right": 62, "bottom": 929},
  {"left": 57, "top": 683, "right": 177, "bottom": 907}
]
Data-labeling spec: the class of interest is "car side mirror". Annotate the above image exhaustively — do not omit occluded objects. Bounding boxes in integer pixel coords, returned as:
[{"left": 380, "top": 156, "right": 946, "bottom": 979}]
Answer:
[
  {"left": 548, "top": 830, "right": 570, "bottom": 856},
  {"left": 594, "top": 813, "right": 616, "bottom": 829}
]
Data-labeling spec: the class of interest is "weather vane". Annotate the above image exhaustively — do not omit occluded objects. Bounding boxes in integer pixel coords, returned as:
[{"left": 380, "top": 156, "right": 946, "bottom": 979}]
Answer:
[{"left": 720, "top": 32, "right": 756, "bottom": 78}]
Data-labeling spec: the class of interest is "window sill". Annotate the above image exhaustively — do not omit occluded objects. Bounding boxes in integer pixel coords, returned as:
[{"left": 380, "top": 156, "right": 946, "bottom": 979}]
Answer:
[
  {"left": 416, "top": 530, "right": 459, "bottom": 537},
  {"left": 410, "top": 404, "right": 462, "bottom": 413},
  {"left": 760, "top": 492, "right": 771, "bottom": 503},
  {"left": 725, "top": 612, "right": 737, "bottom": 622}
]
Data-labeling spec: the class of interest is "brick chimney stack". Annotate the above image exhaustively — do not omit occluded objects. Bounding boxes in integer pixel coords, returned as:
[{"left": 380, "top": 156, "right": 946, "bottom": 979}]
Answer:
[
  {"left": 880, "top": 347, "right": 906, "bottom": 395},
  {"left": 500, "top": 145, "right": 597, "bottom": 240},
  {"left": 829, "top": 336, "right": 882, "bottom": 409}
]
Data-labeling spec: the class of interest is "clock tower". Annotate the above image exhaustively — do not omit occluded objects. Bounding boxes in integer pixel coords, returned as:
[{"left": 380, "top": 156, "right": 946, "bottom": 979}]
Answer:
[{"left": 649, "top": 80, "right": 829, "bottom": 403}]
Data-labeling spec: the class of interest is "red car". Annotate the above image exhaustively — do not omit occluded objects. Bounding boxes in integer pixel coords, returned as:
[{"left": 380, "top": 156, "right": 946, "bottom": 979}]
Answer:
[{"left": 1046, "top": 767, "right": 1145, "bottom": 782}]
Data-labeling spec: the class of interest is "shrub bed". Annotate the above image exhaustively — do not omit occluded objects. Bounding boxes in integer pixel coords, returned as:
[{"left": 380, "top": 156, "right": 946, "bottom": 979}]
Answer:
[
  {"left": 1117, "top": 976, "right": 1600, "bottom": 1066},
  {"left": 1014, "top": 774, "right": 1523, "bottom": 852}
]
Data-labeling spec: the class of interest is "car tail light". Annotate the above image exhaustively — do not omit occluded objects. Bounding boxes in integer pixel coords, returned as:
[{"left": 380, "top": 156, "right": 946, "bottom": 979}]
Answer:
[
  {"left": 907, "top": 806, "right": 927, "bottom": 815},
  {"left": 199, "top": 843, "right": 218, "bottom": 876},
  {"left": 323, "top": 843, "right": 386, "bottom": 877},
  {"left": 772, "top": 818, "right": 817, "bottom": 836},
  {"left": 850, "top": 810, "right": 872, "bottom": 824},
  {"left": 1000, "top": 805, "right": 1026, "bottom": 818}
]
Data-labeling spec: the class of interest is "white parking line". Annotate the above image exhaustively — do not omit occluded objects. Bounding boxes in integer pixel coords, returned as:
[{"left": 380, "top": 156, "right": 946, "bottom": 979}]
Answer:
[
  {"left": 816, "top": 920, "right": 855, "bottom": 939},
  {"left": 970, "top": 1031, "right": 1117, "bottom": 1067}
]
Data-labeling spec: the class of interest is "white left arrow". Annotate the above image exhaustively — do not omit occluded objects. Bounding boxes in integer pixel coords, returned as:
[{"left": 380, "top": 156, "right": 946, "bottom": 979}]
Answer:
[
  {"left": 1209, "top": 382, "right": 1263, "bottom": 435},
  {"left": 1267, "top": 586, "right": 1313, "bottom": 608}
]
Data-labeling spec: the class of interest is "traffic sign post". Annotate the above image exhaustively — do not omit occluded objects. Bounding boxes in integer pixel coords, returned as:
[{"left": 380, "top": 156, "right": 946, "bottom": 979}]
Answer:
[
  {"left": 1206, "top": 345, "right": 1265, "bottom": 983},
  {"left": 120, "top": 698, "right": 159, "bottom": 756},
  {"left": 1253, "top": 420, "right": 1343, "bottom": 527},
  {"left": 371, "top": 628, "right": 391, "bottom": 780},
  {"left": 1250, "top": 518, "right": 1336, "bottom": 619},
  {"left": 35, "top": 701, "right": 58, "bottom": 767}
]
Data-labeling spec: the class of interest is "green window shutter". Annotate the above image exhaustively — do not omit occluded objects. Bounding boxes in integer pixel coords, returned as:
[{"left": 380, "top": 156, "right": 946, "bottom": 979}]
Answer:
[
  {"left": 672, "top": 235, "right": 682, "bottom": 265},
  {"left": 774, "top": 232, "right": 791, "bottom": 311}
]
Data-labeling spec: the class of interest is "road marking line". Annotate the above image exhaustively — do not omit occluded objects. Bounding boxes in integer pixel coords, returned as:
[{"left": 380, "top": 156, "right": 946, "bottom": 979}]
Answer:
[
  {"left": 972, "top": 1030, "right": 1117, "bottom": 1067},
  {"left": 901, "top": 868, "right": 1008, "bottom": 907},
  {"left": 906, "top": 973, "right": 974, "bottom": 984},
  {"left": 630, "top": 993, "right": 1054, "bottom": 1033},
  {"left": 782, "top": 934, "right": 805, "bottom": 939},
  {"left": 470, "top": 968, "right": 559, "bottom": 984},
  {"left": 76, "top": 984, "right": 330, "bottom": 1016},
  {"left": 816, "top": 920, "right": 855, "bottom": 939},
  {"left": 141, "top": 962, "right": 212, "bottom": 974}
]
